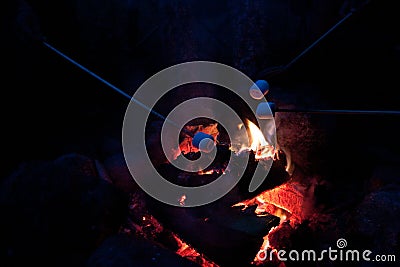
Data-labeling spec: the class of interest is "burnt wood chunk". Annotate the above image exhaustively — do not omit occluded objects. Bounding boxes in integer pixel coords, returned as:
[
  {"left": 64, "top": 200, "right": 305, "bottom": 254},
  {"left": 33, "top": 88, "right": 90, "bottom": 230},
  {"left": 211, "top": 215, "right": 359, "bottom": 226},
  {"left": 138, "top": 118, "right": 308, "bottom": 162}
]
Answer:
[{"left": 146, "top": 196, "right": 280, "bottom": 267}]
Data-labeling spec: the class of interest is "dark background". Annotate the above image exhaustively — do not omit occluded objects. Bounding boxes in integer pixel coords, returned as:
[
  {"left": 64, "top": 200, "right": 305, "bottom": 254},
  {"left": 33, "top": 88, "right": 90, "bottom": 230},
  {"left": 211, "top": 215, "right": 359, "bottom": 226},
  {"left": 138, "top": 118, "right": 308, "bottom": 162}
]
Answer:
[
  {"left": 3, "top": 0, "right": 400, "bottom": 177},
  {"left": 1, "top": 0, "right": 400, "bottom": 266}
]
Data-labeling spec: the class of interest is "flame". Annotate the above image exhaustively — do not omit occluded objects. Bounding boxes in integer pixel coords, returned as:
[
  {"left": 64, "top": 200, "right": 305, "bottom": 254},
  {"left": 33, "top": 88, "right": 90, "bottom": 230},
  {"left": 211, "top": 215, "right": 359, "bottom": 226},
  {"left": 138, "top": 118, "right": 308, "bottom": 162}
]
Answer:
[
  {"left": 247, "top": 120, "right": 268, "bottom": 150},
  {"left": 238, "top": 120, "right": 275, "bottom": 160}
]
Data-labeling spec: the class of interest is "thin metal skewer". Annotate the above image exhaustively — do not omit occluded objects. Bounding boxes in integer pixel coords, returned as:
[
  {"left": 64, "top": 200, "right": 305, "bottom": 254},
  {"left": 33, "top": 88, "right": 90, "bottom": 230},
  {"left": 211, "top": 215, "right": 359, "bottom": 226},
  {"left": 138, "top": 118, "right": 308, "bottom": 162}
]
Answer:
[
  {"left": 276, "top": 108, "right": 400, "bottom": 116},
  {"left": 43, "top": 41, "right": 193, "bottom": 136},
  {"left": 44, "top": 42, "right": 399, "bottom": 122},
  {"left": 258, "top": 1, "right": 372, "bottom": 78},
  {"left": 284, "top": 12, "right": 354, "bottom": 69}
]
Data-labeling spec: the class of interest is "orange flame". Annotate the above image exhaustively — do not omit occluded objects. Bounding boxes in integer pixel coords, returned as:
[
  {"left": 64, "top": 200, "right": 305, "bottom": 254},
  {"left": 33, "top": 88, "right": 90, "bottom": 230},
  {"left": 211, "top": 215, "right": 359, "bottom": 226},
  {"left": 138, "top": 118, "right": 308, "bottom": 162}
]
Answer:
[{"left": 238, "top": 120, "right": 275, "bottom": 160}]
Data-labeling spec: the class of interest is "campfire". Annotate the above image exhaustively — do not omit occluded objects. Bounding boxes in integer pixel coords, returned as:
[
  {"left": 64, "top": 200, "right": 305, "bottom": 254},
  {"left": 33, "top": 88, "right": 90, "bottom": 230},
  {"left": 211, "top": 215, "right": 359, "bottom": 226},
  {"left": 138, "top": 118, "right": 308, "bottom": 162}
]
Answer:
[
  {"left": 4, "top": 1, "right": 399, "bottom": 266},
  {"left": 121, "top": 116, "right": 313, "bottom": 267}
]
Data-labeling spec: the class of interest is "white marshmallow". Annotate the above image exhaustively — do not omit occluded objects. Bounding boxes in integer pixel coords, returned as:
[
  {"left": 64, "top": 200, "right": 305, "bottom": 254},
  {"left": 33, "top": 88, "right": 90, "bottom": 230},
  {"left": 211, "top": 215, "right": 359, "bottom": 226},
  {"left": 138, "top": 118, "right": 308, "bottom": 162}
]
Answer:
[
  {"left": 256, "top": 102, "right": 275, "bottom": 119},
  {"left": 192, "top": 132, "right": 215, "bottom": 153},
  {"left": 249, "top": 80, "right": 269, "bottom": 100}
]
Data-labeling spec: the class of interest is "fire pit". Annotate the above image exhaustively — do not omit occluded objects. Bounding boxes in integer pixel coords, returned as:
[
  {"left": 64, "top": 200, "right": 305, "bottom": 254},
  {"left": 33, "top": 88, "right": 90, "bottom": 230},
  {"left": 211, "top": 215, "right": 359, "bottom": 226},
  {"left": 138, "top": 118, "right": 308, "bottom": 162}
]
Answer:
[{"left": 119, "top": 116, "right": 304, "bottom": 267}]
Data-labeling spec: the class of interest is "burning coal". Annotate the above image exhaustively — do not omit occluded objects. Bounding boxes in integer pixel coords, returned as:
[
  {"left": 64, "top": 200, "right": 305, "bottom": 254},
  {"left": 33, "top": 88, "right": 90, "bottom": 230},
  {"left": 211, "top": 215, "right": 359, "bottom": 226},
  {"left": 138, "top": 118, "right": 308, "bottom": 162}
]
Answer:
[
  {"left": 173, "top": 233, "right": 220, "bottom": 267},
  {"left": 233, "top": 180, "right": 316, "bottom": 266},
  {"left": 234, "top": 182, "right": 307, "bottom": 225}
]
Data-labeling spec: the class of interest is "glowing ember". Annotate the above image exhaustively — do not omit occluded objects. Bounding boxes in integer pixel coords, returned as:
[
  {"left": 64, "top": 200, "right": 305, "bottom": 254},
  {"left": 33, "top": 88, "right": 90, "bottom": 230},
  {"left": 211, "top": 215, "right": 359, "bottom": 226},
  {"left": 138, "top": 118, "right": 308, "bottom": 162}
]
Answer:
[
  {"left": 173, "top": 233, "right": 219, "bottom": 267},
  {"left": 252, "top": 226, "right": 284, "bottom": 266},
  {"left": 233, "top": 182, "right": 306, "bottom": 265},
  {"left": 234, "top": 182, "right": 305, "bottom": 226},
  {"left": 179, "top": 195, "right": 186, "bottom": 206},
  {"left": 198, "top": 170, "right": 215, "bottom": 175},
  {"left": 126, "top": 193, "right": 219, "bottom": 267},
  {"left": 197, "top": 169, "right": 226, "bottom": 175},
  {"left": 238, "top": 120, "right": 276, "bottom": 160},
  {"left": 260, "top": 226, "right": 278, "bottom": 253}
]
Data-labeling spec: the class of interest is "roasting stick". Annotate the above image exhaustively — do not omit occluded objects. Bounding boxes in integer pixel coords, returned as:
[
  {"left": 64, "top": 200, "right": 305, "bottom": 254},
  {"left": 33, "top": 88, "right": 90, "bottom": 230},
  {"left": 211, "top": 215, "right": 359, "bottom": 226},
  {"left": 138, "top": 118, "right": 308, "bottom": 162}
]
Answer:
[
  {"left": 258, "top": 1, "right": 372, "bottom": 78},
  {"left": 43, "top": 41, "right": 219, "bottom": 151},
  {"left": 43, "top": 41, "right": 194, "bottom": 137},
  {"left": 43, "top": 41, "right": 400, "bottom": 119},
  {"left": 44, "top": 41, "right": 399, "bottom": 155},
  {"left": 275, "top": 108, "right": 400, "bottom": 116},
  {"left": 257, "top": 103, "right": 400, "bottom": 117},
  {"left": 285, "top": 12, "right": 354, "bottom": 70}
]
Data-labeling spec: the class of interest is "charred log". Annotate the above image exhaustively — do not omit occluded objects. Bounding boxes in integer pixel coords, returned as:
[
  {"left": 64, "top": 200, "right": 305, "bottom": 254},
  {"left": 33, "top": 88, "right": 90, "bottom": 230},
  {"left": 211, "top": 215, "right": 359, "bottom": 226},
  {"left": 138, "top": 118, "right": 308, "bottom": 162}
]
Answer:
[
  {"left": 145, "top": 196, "right": 280, "bottom": 267},
  {"left": 147, "top": 147, "right": 290, "bottom": 267}
]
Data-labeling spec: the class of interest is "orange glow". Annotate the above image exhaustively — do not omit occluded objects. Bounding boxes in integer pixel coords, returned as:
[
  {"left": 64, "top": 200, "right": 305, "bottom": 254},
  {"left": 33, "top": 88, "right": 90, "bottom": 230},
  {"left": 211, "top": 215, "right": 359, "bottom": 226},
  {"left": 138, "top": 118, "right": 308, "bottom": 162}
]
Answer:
[
  {"left": 173, "top": 233, "right": 219, "bottom": 267},
  {"left": 233, "top": 182, "right": 306, "bottom": 265},
  {"left": 179, "top": 195, "right": 186, "bottom": 206},
  {"left": 233, "top": 182, "right": 305, "bottom": 226},
  {"left": 197, "top": 169, "right": 225, "bottom": 175},
  {"left": 198, "top": 170, "right": 215, "bottom": 175},
  {"left": 261, "top": 226, "right": 278, "bottom": 252}
]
